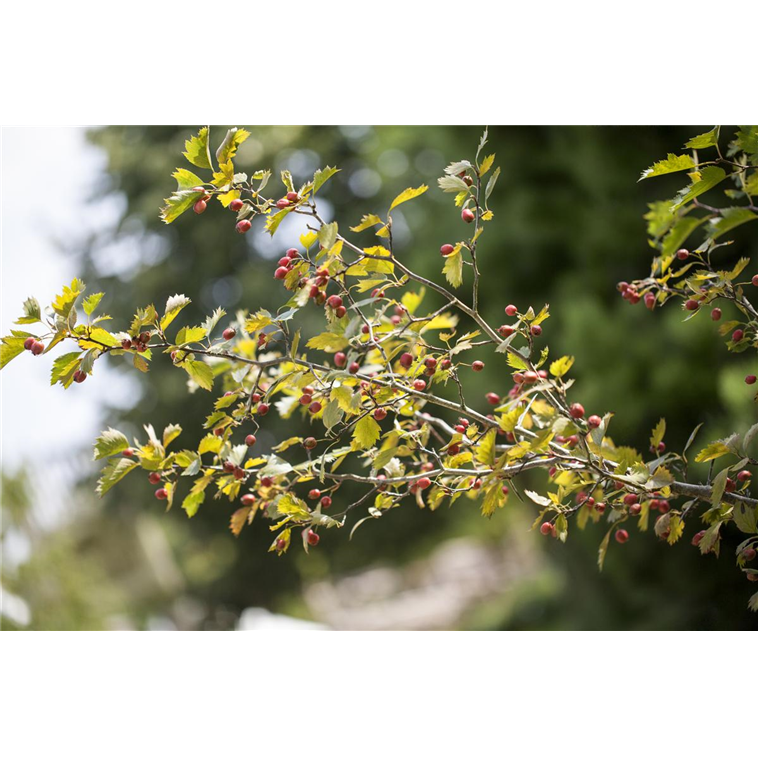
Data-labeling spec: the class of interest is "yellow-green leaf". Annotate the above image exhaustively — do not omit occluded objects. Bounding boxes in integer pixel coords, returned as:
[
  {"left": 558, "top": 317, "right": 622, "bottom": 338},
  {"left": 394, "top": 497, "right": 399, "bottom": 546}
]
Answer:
[
  {"left": 183, "top": 127, "right": 212, "bottom": 169},
  {"left": 389, "top": 185, "right": 428, "bottom": 212},
  {"left": 442, "top": 248, "right": 463, "bottom": 288},
  {"left": 353, "top": 415, "right": 381, "bottom": 450}
]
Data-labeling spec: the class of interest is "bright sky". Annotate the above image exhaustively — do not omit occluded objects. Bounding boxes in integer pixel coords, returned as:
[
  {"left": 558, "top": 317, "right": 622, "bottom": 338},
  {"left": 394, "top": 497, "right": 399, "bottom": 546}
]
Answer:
[{"left": 1, "top": 128, "right": 134, "bottom": 530}]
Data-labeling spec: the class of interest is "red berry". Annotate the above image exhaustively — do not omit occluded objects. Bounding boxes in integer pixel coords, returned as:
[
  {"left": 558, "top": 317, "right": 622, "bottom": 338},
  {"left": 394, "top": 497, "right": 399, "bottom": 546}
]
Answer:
[
  {"left": 274, "top": 266, "right": 288, "bottom": 280},
  {"left": 501, "top": 485, "right": 510, "bottom": 496},
  {"left": 222, "top": 327, "right": 236, "bottom": 341},
  {"left": 241, "top": 493, "right": 256, "bottom": 506},
  {"left": 223, "top": 461, "right": 235, "bottom": 473},
  {"left": 691, "top": 530, "right": 706, "bottom": 547},
  {"left": 285, "top": 248, "right": 299, "bottom": 260},
  {"left": 752, "top": 275, "right": 758, "bottom": 287},
  {"left": 245, "top": 434, "right": 257, "bottom": 447},
  {"left": 486, "top": 392, "right": 500, "bottom": 405},
  {"left": 260, "top": 477, "right": 274, "bottom": 488},
  {"left": 440, "top": 358, "right": 452, "bottom": 370},
  {"left": 73, "top": 370, "right": 87, "bottom": 383},
  {"left": 286, "top": 192, "right": 300, "bottom": 203},
  {"left": 276, "top": 198, "right": 290, "bottom": 209},
  {"left": 335, "top": 306, "right": 347, "bottom": 318},
  {"left": 155, "top": 488, "right": 168, "bottom": 500},
  {"left": 742, "top": 547, "right": 756, "bottom": 561},
  {"left": 440, "top": 244, "right": 455, "bottom": 256},
  {"left": 505, "top": 305, "right": 518, "bottom": 317},
  {"left": 250, "top": 392, "right": 261, "bottom": 404},
  {"left": 399, "top": 352, "right": 414, "bottom": 368},
  {"left": 320, "top": 496, "right": 332, "bottom": 509},
  {"left": 258, "top": 403, "right": 269, "bottom": 416},
  {"left": 374, "top": 407, "right": 388, "bottom": 421},
  {"left": 193, "top": 200, "right": 207, "bottom": 214},
  {"left": 122, "top": 449, "right": 134, "bottom": 458},
  {"left": 236, "top": 219, "right": 252, "bottom": 234},
  {"left": 569, "top": 403, "right": 585, "bottom": 419},
  {"left": 615, "top": 529, "right": 629, "bottom": 544},
  {"left": 23, "top": 337, "right": 35, "bottom": 350},
  {"left": 644, "top": 292, "right": 656, "bottom": 310},
  {"left": 711, "top": 308, "right": 722, "bottom": 321},
  {"left": 684, "top": 299, "right": 699, "bottom": 311},
  {"left": 31, "top": 340, "right": 44, "bottom": 356},
  {"left": 424, "top": 357, "right": 438, "bottom": 371},
  {"left": 417, "top": 477, "right": 432, "bottom": 490},
  {"left": 498, "top": 325, "right": 515, "bottom": 338},
  {"left": 540, "top": 522, "right": 554, "bottom": 536},
  {"left": 588, "top": 415, "right": 602, "bottom": 428},
  {"left": 733, "top": 329, "right": 744, "bottom": 342},
  {"left": 746, "top": 375, "right": 756, "bottom": 385},
  {"left": 307, "top": 489, "right": 321, "bottom": 500},
  {"left": 327, "top": 295, "right": 343, "bottom": 309},
  {"left": 233, "top": 467, "right": 246, "bottom": 480},
  {"left": 737, "top": 470, "right": 752, "bottom": 482},
  {"left": 230, "top": 199, "right": 244, "bottom": 212},
  {"left": 725, "top": 477, "right": 736, "bottom": 492},
  {"left": 676, "top": 248, "right": 689, "bottom": 260},
  {"left": 629, "top": 503, "right": 641, "bottom": 516},
  {"left": 349, "top": 362, "right": 360, "bottom": 374},
  {"left": 309, "top": 401, "right": 322, "bottom": 414},
  {"left": 623, "top": 493, "right": 638, "bottom": 506},
  {"left": 461, "top": 208, "right": 475, "bottom": 223},
  {"left": 413, "top": 379, "right": 426, "bottom": 391},
  {"left": 306, "top": 529, "right": 320, "bottom": 546},
  {"left": 275, "top": 538, "right": 286, "bottom": 552},
  {"left": 472, "top": 361, "right": 484, "bottom": 372},
  {"left": 530, "top": 324, "right": 542, "bottom": 337},
  {"left": 334, "top": 351, "right": 347, "bottom": 368},
  {"left": 148, "top": 472, "right": 161, "bottom": 484},
  {"left": 594, "top": 502, "right": 606, "bottom": 514}
]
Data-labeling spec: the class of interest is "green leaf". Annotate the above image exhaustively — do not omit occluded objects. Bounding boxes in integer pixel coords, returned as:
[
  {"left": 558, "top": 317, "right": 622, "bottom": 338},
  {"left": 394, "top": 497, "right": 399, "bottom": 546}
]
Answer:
[
  {"left": 549, "top": 355, "right": 574, "bottom": 378},
  {"left": 160, "top": 170, "right": 206, "bottom": 224},
  {"left": 650, "top": 418, "right": 666, "bottom": 450},
  {"left": 202, "top": 307, "right": 226, "bottom": 339},
  {"left": 350, "top": 214, "right": 383, "bottom": 232},
  {"left": 438, "top": 175, "right": 469, "bottom": 193},
  {"left": 442, "top": 248, "right": 463, "bottom": 288},
  {"left": 694, "top": 440, "right": 732, "bottom": 463},
  {"left": 313, "top": 166, "right": 339, "bottom": 195},
  {"left": 161, "top": 294, "right": 191, "bottom": 330},
  {"left": 182, "top": 490, "right": 205, "bottom": 518},
  {"left": 96, "top": 456, "right": 138, "bottom": 496},
  {"left": 306, "top": 332, "right": 349, "bottom": 352},
  {"left": 182, "top": 359, "right": 214, "bottom": 391},
  {"left": 52, "top": 278, "right": 85, "bottom": 318},
  {"left": 684, "top": 127, "right": 720, "bottom": 150},
  {"left": 1, "top": 335, "right": 28, "bottom": 370},
  {"left": 163, "top": 424, "right": 182, "bottom": 448},
  {"left": 748, "top": 591, "right": 758, "bottom": 613},
  {"left": 709, "top": 207, "right": 757, "bottom": 240},
  {"left": 485, "top": 166, "right": 501, "bottom": 201},
  {"left": 732, "top": 501, "right": 757, "bottom": 534},
  {"left": 215, "top": 127, "right": 250, "bottom": 165},
  {"left": 93, "top": 428, "right": 130, "bottom": 460},
  {"left": 481, "top": 482, "right": 505, "bottom": 518},
  {"left": 183, "top": 127, "right": 212, "bottom": 169},
  {"left": 15, "top": 296, "right": 41, "bottom": 324},
  {"left": 82, "top": 292, "right": 104, "bottom": 317},
  {"left": 317, "top": 222, "right": 338, "bottom": 250},
  {"left": 50, "top": 351, "right": 82, "bottom": 386},
  {"left": 671, "top": 166, "right": 726, "bottom": 211},
  {"left": 660, "top": 215, "right": 707, "bottom": 265},
  {"left": 175, "top": 325, "right": 207, "bottom": 345},
  {"left": 389, "top": 185, "right": 428, "bottom": 211},
  {"left": 475, "top": 428, "right": 497, "bottom": 467},
  {"left": 322, "top": 400, "right": 344, "bottom": 431},
  {"left": 479, "top": 154, "right": 495, "bottom": 176},
  {"left": 729, "top": 126, "right": 758, "bottom": 164},
  {"left": 352, "top": 414, "right": 381, "bottom": 450},
  {"left": 639, "top": 154, "right": 696, "bottom": 181}
]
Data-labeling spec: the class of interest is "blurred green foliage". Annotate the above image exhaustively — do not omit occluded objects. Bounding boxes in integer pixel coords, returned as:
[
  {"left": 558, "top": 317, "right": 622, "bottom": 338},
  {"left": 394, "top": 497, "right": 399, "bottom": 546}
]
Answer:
[{"left": 6, "top": 126, "right": 757, "bottom": 630}]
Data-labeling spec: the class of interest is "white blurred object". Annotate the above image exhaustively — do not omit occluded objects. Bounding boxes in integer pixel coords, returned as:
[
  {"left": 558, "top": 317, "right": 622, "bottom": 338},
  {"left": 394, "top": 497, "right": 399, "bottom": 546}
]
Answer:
[{"left": 237, "top": 607, "right": 328, "bottom": 631}]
